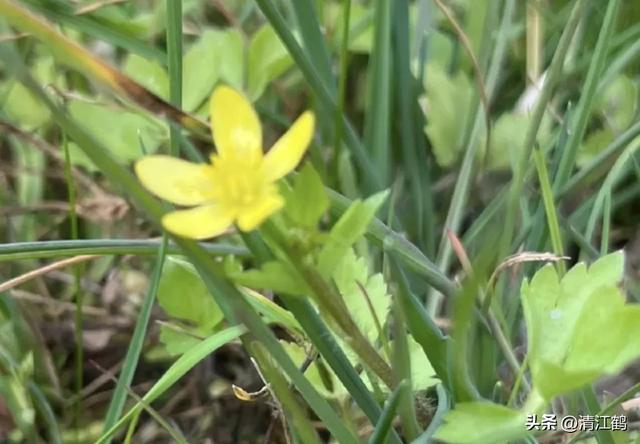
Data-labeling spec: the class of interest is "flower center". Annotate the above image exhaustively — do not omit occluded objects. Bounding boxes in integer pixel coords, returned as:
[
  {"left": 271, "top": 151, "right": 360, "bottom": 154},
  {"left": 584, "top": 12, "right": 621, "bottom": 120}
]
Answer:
[{"left": 210, "top": 154, "right": 266, "bottom": 211}]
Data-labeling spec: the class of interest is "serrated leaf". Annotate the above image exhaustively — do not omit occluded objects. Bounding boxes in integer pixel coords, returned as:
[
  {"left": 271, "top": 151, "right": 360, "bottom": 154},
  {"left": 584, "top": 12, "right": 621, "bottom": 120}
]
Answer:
[
  {"left": 182, "top": 28, "right": 243, "bottom": 111},
  {"left": 521, "top": 251, "right": 640, "bottom": 400},
  {"left": 157, "top": 257, "right": 224, "bottom": 331},
  {"left": 282, "top": 163, "right": 329, "bottom": 229},
  {"left": 317, "top": 190, "right": 388, "bottom": 277},
  {"left": 435, "top": 402, "right": 526, "bottom": 444},
  {"left": 423, "top": 64, "right": 473, "bottom": 168},
  {"left": 407, "top": 336, "right": 438, "bottom": 390},
  {"left": 333, "top": 249, "right": 390, "bottom": 344},
  {"left": 247, "top": 24, "right": 294, "bottom": 100}
]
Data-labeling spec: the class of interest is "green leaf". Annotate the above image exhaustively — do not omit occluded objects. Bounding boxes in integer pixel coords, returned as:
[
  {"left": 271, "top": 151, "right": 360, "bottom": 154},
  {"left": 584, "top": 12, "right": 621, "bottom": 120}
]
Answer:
[
  {"left": 66, "top": 99, "right": 166, "bottom": 170},
  {"left": 281, "top": 341, "right": 346, "bottom": 398},
  {"left": 159, "top": 325, "right": 201, "bottom": 356},
  {"left": 283, "top": 163, "right": 329, "bottom": 229},
  {"left": 521, "top": 251, "right": 640, "bottom": 400},
  {"left": 435, "top": 402, "right": 526, "bottom": 444},
  {"left": 157, "top": 257, "right": 224, "bottom": 331},
  {"left": 332, "top": 249, "right": 390, "bottom": 344},
  {"left": 578, "top": 127, "right": 615, "bottom": 167},
  {"left": 247, "top": 24, "right": 294, "bottom": 100},
  {"left": 422, "top": 64, "right": 473, "bottom": 168},
  {"left": 229, "top": 260, "right": 310, "bottom": 296},
  {"left": 596, "top": 75, "right": 638, "bottom": 132},
  {"left": 4, "top": 81, "right": 50, "bottom": 129},
  {"left": 123, "top": 54, "right": 169, "bottom": 99},
  {"left": 406, "top": 336, "right": 438, "bottom": 391},
  {"left": 182, "top": 28, "right": 244, "bottom": 112},
  {"left": 317, "top": 190, "right": 388, "bottom": 277}
]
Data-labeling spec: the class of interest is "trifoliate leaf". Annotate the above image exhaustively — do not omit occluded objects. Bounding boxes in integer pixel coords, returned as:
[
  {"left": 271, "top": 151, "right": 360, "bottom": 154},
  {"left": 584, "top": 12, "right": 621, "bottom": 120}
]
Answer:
[
  {"left": 333, "top": 249, "right": 390, "bottom": 344},
  {"left": 521, "top": 251, "right": 640, "bottom": 400}
]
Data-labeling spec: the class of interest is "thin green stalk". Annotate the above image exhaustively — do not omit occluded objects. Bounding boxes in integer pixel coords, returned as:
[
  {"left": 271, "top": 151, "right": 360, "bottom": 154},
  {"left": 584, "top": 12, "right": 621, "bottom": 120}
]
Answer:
[
  {"left": 102, "top": 239, "right": 169, "bottom": 437},
  {"left": 255, "top": 0, "right": 381, "bottom": 193},
  {"left": 4, "top": 52, "right": 356, "bottom": 444},
  {"left": 104, "top": 6, "right": 182, "bottom": 436},
  {"left": 165, "top": 0, "right": 182, "bottom": 156},
  {"left": 27, "top": 382, "right": 61, "bottom": 444},
  {"left": 368, "top": 380, "right": 409, "bottom": 444},
  {"left": 333, "top": 0, "right": 351, "bottom": 180},
  {"left": 0, "top": 239, "right": 247, "bottom": 261},
  {"left": 413, "top": 383, "right": 450, "bottom": 443},
  {"left": 363, "top": 0, "right": 391, "bottom": 184},
  {"left": 499, "top": 0, "right": 588, "bottom": 261},
  {"left": 533, "top": 148, "right": 566, "bottom": 274},
  {"left": 291, "top": 0, "right": 334, "bottom": 94},
  {"left": 393, "top": 0, "right": 429, "bottom": 250},
  {"left": 391, "top": 303, "right": 420, "bottom": 441},
  {"left": 581, "top": 386, "right": 616, "bottom": 444},
  {"left": 600, "top": 191, "right": 611, "bottom": 255},
  {"left": 62, "top": 134, "right": 83, "bottom": 433},
  {"left": 553, "top": 0, "right": 621, "bottom": 191}
]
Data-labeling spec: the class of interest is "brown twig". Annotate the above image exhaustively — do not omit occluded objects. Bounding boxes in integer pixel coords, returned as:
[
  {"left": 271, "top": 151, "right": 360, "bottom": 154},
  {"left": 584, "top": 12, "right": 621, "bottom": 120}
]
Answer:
[{"left": 0, "top": 255, "right": 100, "bottom": 294}]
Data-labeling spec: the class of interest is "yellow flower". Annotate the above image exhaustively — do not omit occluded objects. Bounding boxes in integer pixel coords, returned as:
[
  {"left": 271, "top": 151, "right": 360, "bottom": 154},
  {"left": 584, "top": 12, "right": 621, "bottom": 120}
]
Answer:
[{"left": 135, "top": 85, "right": 315, "bottom": 239}]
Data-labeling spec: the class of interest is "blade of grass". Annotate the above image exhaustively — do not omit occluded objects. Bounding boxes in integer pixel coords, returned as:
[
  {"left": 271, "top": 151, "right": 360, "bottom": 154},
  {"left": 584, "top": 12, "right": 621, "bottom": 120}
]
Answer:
[
  {"left": 532, "top": 147, "right": 566, "bottom": 274},
  {"left": 553, "top": 0, "right": 621, "bottom": 191},
  {"left": 165, "top": 0, "right": 182, "bottom": 155},
  {"left": 290, "top": 0, "right": 334, "bottom": 94},
  {"left": 392, "top": 0, "right": 431, "bottom": 250},
  {"left": 368, "top": 380, "right": 410, "bottom": 444},
  {"left": 499, "top": 0, "right": 589, "bottom": 262},
  {"left": 363, "top": 0, "right": 391, "bottom": 184},
  {"left": 255, "top": 0, "right": 381, "bottom": 194},
  {"left": 3, "top": 50, "right": 357, "bottom": 444},
  {"left": 391, "top": 302, "right": 420, "bottom": 441},
  {"left": 27, "top": 382, "right": 61, "bottom": 444},
  {"left": 600, "top": 191, "right": 611, "bottom": 255},
  {"left": 327, "top": 188, "right": 456, "bottom": 298},
  {"left": 428, "top": 0, "right": 514, "bottom": 316},
  {"left": 0, "top": 239, "right": 248, "bottom": 261},
  {"left": 61, "top": 133, "right": 85, "bottom": 436},
  {"left": 97, "top": 325, "right": 247, "bottom": 443},
  {"left": 332, "top": 0, "right": 351, "bottom": 182},
  {"left": 388, "top": 258, "right": 451, "bottom": 391},
  {"left": 281, "top": 296, "right": 403, "bottom": 444},
  {"left": 101, "top": 239, "right": 168, "bottom": 437}
]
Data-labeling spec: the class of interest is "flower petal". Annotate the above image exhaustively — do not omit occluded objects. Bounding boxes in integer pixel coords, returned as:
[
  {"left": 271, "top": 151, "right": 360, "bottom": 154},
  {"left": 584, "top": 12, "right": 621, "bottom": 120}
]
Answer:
[
  {"left": 236, "top": 193, "right": 284, "bottom": 232},
  {"left": 262, "top": 111, "right": 315, "bottom": 182},
  {"left": 135, "top": 155, "right": 217, "bottom": 206},
  {"left": 162, "top": 204, "right": 234, "bottom": 239},
  {"left": 210, "top": 85, "right": 262, "bottom": 163}
]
